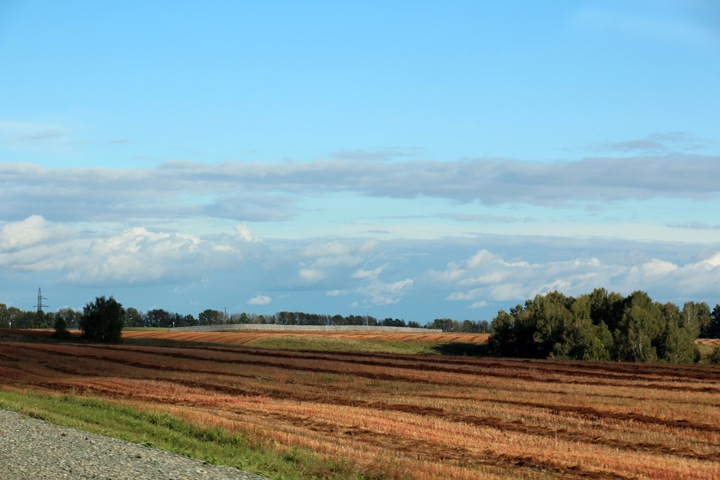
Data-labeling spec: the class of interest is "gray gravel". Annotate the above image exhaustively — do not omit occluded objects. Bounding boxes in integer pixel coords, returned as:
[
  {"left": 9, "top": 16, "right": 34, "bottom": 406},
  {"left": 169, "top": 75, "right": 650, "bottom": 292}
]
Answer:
[{"left": 0, "top": 409, "right": 269, "bottom": 480}]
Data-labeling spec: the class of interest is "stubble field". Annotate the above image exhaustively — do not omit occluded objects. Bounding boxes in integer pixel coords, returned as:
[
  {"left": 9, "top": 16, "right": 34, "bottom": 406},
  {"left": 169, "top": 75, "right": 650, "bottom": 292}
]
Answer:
[{"left": 1, "top": 330, "right": 719, "bottom": 479}]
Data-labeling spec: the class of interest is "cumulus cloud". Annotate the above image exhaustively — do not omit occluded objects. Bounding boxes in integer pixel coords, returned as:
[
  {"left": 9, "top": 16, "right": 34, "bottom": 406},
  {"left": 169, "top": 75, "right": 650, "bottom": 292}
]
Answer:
[
  {"left": 0, "top": 216, "right": 247, "bottom": 285},
  {"left": 299, "top": 268, "right": 325, "bottom": 283},
  {"left": 248, "top": 295, "right": 272, "bottom": 305},
  {"left": 64, "top": 227, "right": 207, "bottom": 284},
  {"left": 296, "top": 240, "right": 380, "bottom": 285},
  {"left": 235, "top": 223, "right": 262, "bottom": 243},
  {"left": 357, "top": 278, "right": 414, "bottom": 306},
  {"left": 352, "top": 264, "right": 387, "bottom": 280},
  {"left": 437, "top": 246, "right": 720, "bottom": 311},
  {"left": 0, "top": 215, "right": 74, "bottom": 251}
]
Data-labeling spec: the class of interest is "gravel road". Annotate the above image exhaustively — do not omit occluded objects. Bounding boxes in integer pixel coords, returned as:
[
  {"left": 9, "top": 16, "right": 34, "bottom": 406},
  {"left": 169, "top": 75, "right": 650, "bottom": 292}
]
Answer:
[{"left": 0, "top": 409, "right": 269, "bottom": 480}]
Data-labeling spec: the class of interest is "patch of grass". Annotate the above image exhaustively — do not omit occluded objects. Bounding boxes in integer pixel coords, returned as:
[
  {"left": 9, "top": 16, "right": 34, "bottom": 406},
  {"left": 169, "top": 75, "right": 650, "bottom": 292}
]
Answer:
[
  {"left": 123, "top": 327, "right": 171, "bottom": 332},
  {"left": 697, "top": 343, "right": 717, "bottom": 363},
  {"left": 0, "top": 389, "right": 362, "bottom": 480},
  {"left": 248, "top": 336, "right": 441, "bottom": 355},
  {"left": 248, "top": 335, "right": 490, "bottom": 357},
  {"left": 121, "top": 337, "right": 217, "bottom": 348}
]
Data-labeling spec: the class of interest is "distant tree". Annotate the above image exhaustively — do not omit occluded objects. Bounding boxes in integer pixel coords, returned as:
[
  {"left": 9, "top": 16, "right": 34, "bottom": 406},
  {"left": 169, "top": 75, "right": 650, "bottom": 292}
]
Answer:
[
  {"left": 124, "top": 307, "right": 144, "bottom": 327},
  {"left": 14, "top": 310, "right": 36, "bottom": 329},
  {"left": 703, "top": 305, "right": 720, "bottom": 338},
  {"left": 80, "top": 296, "right": 124, "bottom": 343},
  {"left": 32, "top": 310, "right": 48, "bottom": 328},
  {"left": 56, "top": 308, "right": 81, "bottom": 329},
  {"left": 179, "top": 314, "right": 197, "bottom": 327},
  {"left": 6, "top": 307, "right": 25, "bottom": 329},
  {"left": 681, "top": 301, "right": 710, "bottom": 339},
  {"left": 199, "top": 309, "right": 225, "bottom": 325},
  {"left": 0, "top": 304, "right": 8, "bottom": 328},
  {"left": 52, "top": 315, "right": 72, "bottom": 340},
  {"left": 614, "top": 291, "right": 662, "bottom": 362},
  {"left": 144, "top": 309, "right": 171, "bottom": 328},
  {"left": 230, "top": 312, "right": 250, "bottom": 324}
]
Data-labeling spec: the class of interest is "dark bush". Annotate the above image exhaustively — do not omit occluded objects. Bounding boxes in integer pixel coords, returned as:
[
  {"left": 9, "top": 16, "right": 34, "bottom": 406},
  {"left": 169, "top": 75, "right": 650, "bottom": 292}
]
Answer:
[{"left": 80, "top": 296, "right": 124, "bottom": 343}]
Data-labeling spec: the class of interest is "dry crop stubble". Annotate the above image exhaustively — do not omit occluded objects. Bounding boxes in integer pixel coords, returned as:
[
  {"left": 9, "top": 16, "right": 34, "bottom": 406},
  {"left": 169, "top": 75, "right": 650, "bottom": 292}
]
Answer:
[{"left": 0, "top": 335, "right": 719, "bottom": 479}]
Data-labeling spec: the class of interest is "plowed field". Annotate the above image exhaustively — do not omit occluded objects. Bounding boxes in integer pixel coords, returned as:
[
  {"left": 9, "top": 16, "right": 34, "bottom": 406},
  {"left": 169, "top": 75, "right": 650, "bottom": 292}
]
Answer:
[
  {"left": 1, "top": 338, "right": 719, "bottom": 479},
  {"left": 121, "top": 329, "right": 490, "bottom": 345}
]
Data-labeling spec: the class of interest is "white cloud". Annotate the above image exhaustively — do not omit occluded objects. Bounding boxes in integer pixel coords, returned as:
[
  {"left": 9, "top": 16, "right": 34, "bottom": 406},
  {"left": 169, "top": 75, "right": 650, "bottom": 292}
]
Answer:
[
  {"left": 235, "top": 223, "right": 262, "bottom": 243},
  {"left": 0, "top": 216, "right": 246, "bottom": 285},
  {"left": 0, "top": 215, "right": 73, "bottom": 251},
  {"left": 64, "top": 227, "right": 206, "bottom": 284},
  {"left": 358, "top": 278, "right": 414, "bottom": 306},
  {"left": 470, "top": 300, "right": 489, "bottom": 309},
  {"left": 326, "top": 289, "right": 348, "bottom": 296},
  {"left": 3, "top": 156, "right": 720, "bottom": 227},
  {"left": 438, "top": 245, "right": 720, "bottom": 312},
  {"left": 352, "top": 264, "right": 386, "bottom": 280},
  {"left": 248, "top": 295, "right": 272, "bottom": 305},
  {"left": 698, "top": 253, "right": 720, "bottom": 268},
  {"left": 302, "top": 241, "right": 371, "bottom": 268},
  {"left": 465, "top": 249, "right": 497, "bottom": 269},
  {"left": 299, "top": 268, "right": 325, "bottom": 283},
  {"left": 636, "top": 259, "right": 678, "bottom": 276}
]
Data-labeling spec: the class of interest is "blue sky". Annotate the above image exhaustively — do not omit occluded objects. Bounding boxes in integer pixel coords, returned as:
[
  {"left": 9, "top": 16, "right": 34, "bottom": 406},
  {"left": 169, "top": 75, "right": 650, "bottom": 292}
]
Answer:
[{"left": 1, "top": 0, "right": 720, "bottom": 322}]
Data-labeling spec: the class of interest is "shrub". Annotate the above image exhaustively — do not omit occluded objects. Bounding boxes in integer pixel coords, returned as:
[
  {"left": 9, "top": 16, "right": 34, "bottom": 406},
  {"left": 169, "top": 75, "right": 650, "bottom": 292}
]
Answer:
[{"left": 709, "top": 346, "right": 720, "bottom": 365}]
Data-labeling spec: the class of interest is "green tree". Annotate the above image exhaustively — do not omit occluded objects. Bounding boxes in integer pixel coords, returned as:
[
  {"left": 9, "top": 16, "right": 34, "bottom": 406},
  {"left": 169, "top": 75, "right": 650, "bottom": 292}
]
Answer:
[
  {"left": 614, "top": 291, "right": 662, "bottom": 362},
  {"left": 53, "top": 315, "right": 72, "bottom": 340},
  {"left": 56, "top": 308, "right": 81, "bottom": 329},
  {"left": 703, "top": 305, "right": 720, "bottom": 338},
  {"left": 552, "top": 296, "right": 611, "bottom": 361},
  {"left": 658, "top": 318, "right": 699, "bottom": 363},
  {"left": 681, "top": 301, "right": 710, "bottom": 339},
  {"left": 124, "top": 307, "right": 144, "bottom": 327},
  {"left": 199, "top": 309, "right": 225, "bottom": 325},
  {"left": 144, "top": 309, "right": 171, "bottom": 328},
  {"left": 488, "top": 310, "right": 518, "bottom": 357},
  {"left": 0, "top": 304, "right": 8, "bottom": 328},
  {"left": 80, "top": 296, "right": 124, "bottom": 343},
  {"left": 529, "top": 292, "right": 574, "bottom": 358}
]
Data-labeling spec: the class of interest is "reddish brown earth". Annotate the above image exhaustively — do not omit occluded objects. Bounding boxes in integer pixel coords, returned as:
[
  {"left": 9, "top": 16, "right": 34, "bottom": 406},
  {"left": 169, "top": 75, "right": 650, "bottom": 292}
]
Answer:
[{"left": 0, "top": 331, "right": 718, "bottom": 479}]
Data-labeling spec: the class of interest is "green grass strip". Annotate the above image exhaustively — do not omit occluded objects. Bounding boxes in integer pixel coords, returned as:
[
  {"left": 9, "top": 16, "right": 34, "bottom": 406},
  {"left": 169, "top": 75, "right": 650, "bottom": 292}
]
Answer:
[
  {"left": 0, "top": 389, "right": 361, "bottom": 480},
  {"left": 248, "top": 335, "right": 489, "bottom": 356}
]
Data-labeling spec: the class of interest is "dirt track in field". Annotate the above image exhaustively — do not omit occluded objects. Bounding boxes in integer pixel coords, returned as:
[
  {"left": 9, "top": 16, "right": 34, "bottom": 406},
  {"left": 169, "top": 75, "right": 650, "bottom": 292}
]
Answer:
[{"left": 1, "top": 334, "right": 719, "bottom": 479}]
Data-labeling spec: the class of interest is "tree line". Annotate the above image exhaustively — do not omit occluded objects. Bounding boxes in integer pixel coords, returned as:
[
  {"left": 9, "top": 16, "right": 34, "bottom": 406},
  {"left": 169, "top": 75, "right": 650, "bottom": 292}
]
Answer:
[
  {"left": 488, "top": 288, "right": 720, "bottom": 364},
  {"left": 0, "top": 303, "right": 456, "bottom": 331}
]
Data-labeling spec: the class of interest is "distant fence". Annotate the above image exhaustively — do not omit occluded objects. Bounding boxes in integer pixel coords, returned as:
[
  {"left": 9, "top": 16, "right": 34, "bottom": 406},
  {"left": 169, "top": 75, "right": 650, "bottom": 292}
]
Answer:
[{"left": 171, "top": 324, "right": 442, "bottom": 333}]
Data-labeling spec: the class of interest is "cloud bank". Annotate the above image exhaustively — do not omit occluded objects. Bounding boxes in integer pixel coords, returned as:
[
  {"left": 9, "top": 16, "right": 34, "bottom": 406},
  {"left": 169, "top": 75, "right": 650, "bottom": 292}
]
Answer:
[{"left": 2, "top": 155, "right": 719, "bottom": 223}]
